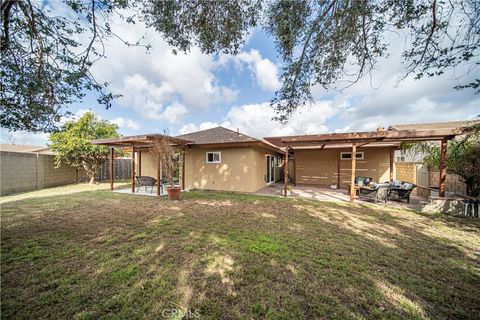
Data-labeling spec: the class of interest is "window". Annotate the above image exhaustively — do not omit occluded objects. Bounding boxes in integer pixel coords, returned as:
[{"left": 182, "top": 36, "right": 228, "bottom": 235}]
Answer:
[
  {"left": 340, "top": 152, "right": 364, "bottom": 160},
  {"left": 206, "top": 152, "right": 221, "bottom": 163}
]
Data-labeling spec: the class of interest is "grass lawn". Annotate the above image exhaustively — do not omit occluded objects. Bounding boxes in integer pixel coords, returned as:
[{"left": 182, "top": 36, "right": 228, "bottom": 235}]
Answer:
[{"left": 1, "top": 185, "right": 479, "bottom": 319}]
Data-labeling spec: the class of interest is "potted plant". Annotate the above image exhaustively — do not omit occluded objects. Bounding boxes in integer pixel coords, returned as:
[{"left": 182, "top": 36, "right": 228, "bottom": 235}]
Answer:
[{"left": 152, "top": 134, "right": 181, "bottom": 200}]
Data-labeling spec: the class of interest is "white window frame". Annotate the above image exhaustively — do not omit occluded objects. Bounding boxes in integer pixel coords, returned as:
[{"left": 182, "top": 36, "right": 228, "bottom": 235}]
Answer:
[
  {"left": 206, "top": 151, "right": 221, "bottom": 163},
  {"left": 340, "top": 151, "right": 364, "bottom": 160}
]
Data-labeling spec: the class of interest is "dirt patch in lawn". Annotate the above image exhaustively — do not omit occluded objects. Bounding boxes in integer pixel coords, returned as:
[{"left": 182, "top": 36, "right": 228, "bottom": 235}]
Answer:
[{"left": 1, "top": 189, "right": 479, "bottom": 319}]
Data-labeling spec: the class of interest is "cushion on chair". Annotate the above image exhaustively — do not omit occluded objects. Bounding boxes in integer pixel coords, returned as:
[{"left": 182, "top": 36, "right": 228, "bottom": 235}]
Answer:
[{"left": 401, "top": 183, "right": 413, "bottom": 190}]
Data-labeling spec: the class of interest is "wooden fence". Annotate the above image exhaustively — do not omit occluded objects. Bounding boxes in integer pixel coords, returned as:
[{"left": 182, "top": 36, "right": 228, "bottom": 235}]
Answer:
[
  {"left": 395, "top": 162, "right": 467, "bottom": 197},
  {"left": 97, "top": 158, "right": 131, "bottom": 181}
]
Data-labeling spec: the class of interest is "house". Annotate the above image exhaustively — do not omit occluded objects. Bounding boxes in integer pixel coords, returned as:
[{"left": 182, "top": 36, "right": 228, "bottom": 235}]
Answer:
[
  {"left": 92, "top": 123, "right": 467, "bottom": 202},
  {"left": 93, "top": 127, "right": 284, "bottom": 194},
  {"left": 177, "top": 127, "right": 283, "bottom": 192}
]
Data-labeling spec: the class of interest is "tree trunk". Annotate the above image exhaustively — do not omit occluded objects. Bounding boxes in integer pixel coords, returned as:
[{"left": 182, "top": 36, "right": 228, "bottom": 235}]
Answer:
[{"left": 83, "top": 161, "right": 98, "bottom": 184}]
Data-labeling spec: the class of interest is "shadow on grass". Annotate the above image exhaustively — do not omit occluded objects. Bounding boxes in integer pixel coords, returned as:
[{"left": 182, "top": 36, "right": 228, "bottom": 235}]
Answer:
[{"left": 1, "top": 189, "right": 479, "bottom": 319}]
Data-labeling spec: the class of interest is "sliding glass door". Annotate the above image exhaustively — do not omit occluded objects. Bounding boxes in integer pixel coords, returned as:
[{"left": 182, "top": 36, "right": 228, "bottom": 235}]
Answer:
[{"left": 266, "top": 155, "right": 275, "bottom": 183}]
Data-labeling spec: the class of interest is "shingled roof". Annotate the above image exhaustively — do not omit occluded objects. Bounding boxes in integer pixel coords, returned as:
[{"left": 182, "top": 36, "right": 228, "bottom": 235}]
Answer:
[
  {"left": 388, "top": 120, "right": 479, "bottom": 131},
  {"left": 176, "top": 126, "right": 258, "bottom": 145}
]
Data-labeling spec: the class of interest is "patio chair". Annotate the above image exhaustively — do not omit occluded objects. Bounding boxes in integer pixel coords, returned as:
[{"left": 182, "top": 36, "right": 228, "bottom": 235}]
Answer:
[
  {"left": 355, "top": 176, "right": 373, "bottom": 187},
  {"left": 387, "top": 181, "right": 417, "bottom": 204},
  {"left": 358, "top": 183, "right": 389, "bottom": 203},
  {"left": 135, "top": 176, "right": 157, "bottom": 194}
]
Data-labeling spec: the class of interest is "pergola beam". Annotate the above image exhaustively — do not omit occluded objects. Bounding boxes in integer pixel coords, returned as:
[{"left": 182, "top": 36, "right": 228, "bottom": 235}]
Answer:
[{"left": 278, "top": 128, "right": 463, "bottom": 144}]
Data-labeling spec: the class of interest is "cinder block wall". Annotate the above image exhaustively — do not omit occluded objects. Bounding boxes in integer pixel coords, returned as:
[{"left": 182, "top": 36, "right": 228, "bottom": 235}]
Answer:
[{"left": 0, "top": 151, "right": 87, "bottom": 195}]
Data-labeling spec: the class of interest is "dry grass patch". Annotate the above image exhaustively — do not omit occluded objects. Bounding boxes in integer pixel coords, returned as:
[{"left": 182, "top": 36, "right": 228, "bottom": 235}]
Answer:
[{"left": 1, "top": 188, "right": 479, "bottom": 319}]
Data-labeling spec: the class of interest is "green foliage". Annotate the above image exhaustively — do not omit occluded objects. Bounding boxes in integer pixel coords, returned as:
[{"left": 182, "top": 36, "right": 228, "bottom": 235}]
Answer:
[
  {"left": 142, "top": 0, "right": 260, "bottom": 55},
  {"left": 266, "top": 0, "right": 479, "bottom": 123},
  {"left": 2, "top": 0, "right": 478, "bottom": 130},
  {"left": 48, "top": 112, "right": 119, "bottom": 183},
  {"left": 0, "top": 0, "right": 133, "bottom": 132}
]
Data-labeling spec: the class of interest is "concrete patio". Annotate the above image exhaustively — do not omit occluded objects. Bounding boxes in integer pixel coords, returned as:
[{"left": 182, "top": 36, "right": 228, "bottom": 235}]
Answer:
[
  {"left": 114, "top": 186, "right": 162, "bottom": 197},
  {"left": 255, "top": 183, "right": 426, "bottom": 210}
]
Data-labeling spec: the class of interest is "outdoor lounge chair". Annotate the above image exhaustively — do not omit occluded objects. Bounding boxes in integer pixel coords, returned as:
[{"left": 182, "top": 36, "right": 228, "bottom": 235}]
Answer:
[
  {"left": 387, "top": 181, "right": 417, "bottom": 204},
  {"left": 359, "top": 183, "right": 389, "bottom": 203},
  {"left": 135, "top": 176, "right": 157, "bottom": 194},
  {"left": 355, "top": 176, "right": 373, "bottom": 187}
]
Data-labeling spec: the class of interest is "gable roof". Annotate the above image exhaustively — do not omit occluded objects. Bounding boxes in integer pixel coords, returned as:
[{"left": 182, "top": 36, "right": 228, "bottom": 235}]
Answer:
[
  {"left": 176, "top": 126, "right": 258, "bottom": 145},
  {"left": 176, "top": 126, "right": 284, "bottom": 153},
  {"left": 388, "top": 120, "right": 479, "bottom": 131}
]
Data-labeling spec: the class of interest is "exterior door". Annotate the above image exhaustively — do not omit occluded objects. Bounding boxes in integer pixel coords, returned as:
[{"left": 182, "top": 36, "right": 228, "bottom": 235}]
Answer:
[{"left": 266, "top": 155, "right": 275, "bottom": 183}]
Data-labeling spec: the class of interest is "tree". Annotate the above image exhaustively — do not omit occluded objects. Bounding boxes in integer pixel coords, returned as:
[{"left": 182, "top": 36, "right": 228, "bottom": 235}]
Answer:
[
  {"left": 405, "top": 122, "right": 480, "bottom": 197},
  {"left": 150, "top": 133, "right": 178, "bottom": 187},
  {"left": 48, "top": 112, "right": 119, "bottom": 184},
  {"left": 2, "top": 0, "right": 479, "bottom": 131}
]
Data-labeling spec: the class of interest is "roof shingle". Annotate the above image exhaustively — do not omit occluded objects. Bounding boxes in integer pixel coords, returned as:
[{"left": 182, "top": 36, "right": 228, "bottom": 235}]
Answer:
[{"left": 176, "top": 126, "right": 258, "bottom": 145}]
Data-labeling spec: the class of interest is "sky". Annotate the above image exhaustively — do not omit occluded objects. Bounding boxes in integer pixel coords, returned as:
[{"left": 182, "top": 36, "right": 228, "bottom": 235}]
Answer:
[{"left": 2, "top": 3, "right": 479, "bottom": 147}]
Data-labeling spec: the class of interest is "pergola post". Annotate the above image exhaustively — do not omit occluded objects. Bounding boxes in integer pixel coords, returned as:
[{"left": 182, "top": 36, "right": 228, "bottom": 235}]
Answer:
[
  {"left": 181, "top": 147, "right": 186, "bottom": 190},
  {"left": 138, "top": 150, "right": 142, "bottom": 176},
  {"left": 293, "top": 153, "right": 296, "bottom": 186},
  {"left": 390, "top": 148, "right": 394, "bottom": 181},
  {"left": 439, "top": 138, "right": 448, "bottom": 197},
  {"left": 284, "top": 146, "right": 289, "bottom": 197},
  {"left": 109, "top": 147, "right": 114, "bottom": 191},
  {"left": 157, "top": 159, "right": 161, "bottom": 196},
  {"left": 337, "top": 152, "right": 341, "bottom": 188},
  {"left": 131, "top": 146, "right": 135, "bottom": 193},
  {"left": 350, "top": 144, "right": 357, "bottom": 203}
]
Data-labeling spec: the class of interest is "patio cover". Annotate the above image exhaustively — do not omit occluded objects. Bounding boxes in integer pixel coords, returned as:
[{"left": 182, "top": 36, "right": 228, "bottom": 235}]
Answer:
[
  {"left": 265, "top": 128, "right": 467, "bottom": 202},
  {"left": 92, "top": 134, "right": 192, "bottom": 195}
]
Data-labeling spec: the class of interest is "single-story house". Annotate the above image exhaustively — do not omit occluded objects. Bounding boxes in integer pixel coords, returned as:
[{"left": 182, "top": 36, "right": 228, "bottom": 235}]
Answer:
[
  {"left": 92, "top": 124, "right": 466, "bottom": 202},
  {"left": 136, "top": 127, "right": 284, "bottom": 193}
]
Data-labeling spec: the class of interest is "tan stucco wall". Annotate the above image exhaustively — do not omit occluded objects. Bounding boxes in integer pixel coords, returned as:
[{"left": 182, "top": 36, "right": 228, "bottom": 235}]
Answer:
[
  {"left": 138, "top": 150, "right": 157, "bottom": 178},
  {"left": 183, "top": 147, "right": 280, "bottom": 193},
  {"left": 295, "top": 148, "right": 391, "bottom": 188}
]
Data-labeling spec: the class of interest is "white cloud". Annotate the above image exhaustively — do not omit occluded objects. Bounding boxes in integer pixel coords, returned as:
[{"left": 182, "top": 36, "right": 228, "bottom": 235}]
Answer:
[
  {"left": 160, "top": 103, "right": 188, "bottom": 124},
  {"left": 179, "top": 101, "right": 336, "bottom": 138},
  {"left": 222, "top": 49, "right": 281, "bottom": 91},
  {"left": 311, "top": 33, "right": 480, "bottom": 131},
  {"left": 87, "top": 11, "right": 237, "bottom": 124},
  {"left": 178, "top": 122, "right": 220, "bottom": 135},
  {"left": 111, "top": 117, "right": 140, "bottom": 130}
]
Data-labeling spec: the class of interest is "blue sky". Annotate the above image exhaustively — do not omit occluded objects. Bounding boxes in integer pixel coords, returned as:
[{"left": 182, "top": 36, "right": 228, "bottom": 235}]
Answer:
[{"left": 2, "top": 4, "right": 479, "bottom": 146}]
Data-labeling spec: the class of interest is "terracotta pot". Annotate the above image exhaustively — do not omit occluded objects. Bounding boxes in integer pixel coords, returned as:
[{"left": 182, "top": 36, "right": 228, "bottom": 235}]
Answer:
[{"left": 166, "top": 187, "right": 181, "bottom": 200}]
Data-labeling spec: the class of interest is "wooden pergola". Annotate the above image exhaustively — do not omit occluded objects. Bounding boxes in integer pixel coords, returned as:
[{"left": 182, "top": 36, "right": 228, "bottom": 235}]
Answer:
[
  {"left": 92, "top": 134, "right": 191, "bottom": 195},
  {"left": 265, "top": 128, "right": 466, "bottom": 203}
]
